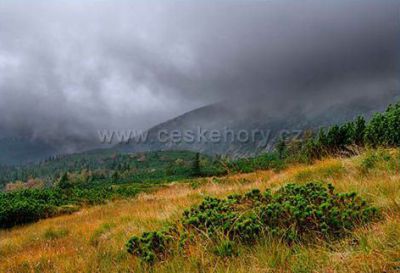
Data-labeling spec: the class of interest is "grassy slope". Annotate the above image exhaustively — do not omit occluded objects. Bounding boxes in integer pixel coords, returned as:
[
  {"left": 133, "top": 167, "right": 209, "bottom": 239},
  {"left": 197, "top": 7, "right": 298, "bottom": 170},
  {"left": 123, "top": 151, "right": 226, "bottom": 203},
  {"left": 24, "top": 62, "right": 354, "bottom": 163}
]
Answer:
[{"left": 1, "top": 150, "right": 400, "bottom": 273}]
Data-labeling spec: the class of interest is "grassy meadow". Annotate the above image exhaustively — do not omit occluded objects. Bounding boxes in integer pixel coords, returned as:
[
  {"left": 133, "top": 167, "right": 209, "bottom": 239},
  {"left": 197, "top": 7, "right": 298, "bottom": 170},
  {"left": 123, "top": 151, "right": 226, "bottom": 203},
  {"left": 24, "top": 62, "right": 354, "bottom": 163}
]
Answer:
[{"left": 1, "top": 149, "right": 400, "bottom": 273}]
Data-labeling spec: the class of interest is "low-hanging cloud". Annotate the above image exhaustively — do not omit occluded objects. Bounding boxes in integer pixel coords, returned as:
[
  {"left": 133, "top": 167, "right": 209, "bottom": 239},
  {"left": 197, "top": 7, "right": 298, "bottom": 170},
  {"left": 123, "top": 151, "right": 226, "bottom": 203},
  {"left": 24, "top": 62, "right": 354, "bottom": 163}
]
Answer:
[{"left": 0, "top": 0, "right": 399, "bottom": 150}]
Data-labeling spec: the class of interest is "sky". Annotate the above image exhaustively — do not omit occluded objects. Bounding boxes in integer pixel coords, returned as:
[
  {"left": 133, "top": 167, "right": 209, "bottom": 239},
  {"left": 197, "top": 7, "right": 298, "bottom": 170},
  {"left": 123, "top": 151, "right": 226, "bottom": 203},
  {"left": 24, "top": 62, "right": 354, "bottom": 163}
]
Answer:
[{"left": 0, "top": 0, "right": 399, "bottom": 148}]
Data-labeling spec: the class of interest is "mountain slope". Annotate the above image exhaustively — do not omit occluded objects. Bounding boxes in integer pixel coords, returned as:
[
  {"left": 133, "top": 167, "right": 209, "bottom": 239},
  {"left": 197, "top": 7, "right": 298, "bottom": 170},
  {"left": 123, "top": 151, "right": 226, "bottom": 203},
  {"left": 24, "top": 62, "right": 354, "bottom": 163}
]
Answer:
[
  {"left": 1, "top": 149, "right": 399, "bottom": 272},
  {"left": 1, "top": 90, "right": 398, "bottom": 165},
  {"left": 117, "top": 90, "right": 399, "bottom": 157}
]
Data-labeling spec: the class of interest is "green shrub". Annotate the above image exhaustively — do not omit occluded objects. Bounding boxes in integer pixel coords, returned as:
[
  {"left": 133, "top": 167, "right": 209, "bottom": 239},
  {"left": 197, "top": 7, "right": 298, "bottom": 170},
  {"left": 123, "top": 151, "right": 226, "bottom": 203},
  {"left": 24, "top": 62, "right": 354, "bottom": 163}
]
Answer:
[
  {"left": 0, "top": 189, "right": 62, "bottom": 228},
  {"left": 360, "top": 152, "right": 378, "bottom": 173},
  {"left": 0, "top": 183, "right": 140, "bottom": 228},
  {"left": 126, "top": 226, "right": 177, "bottom": 264},
  {"left": 127, "top": 183, "right": 379, "bottom": 263}
]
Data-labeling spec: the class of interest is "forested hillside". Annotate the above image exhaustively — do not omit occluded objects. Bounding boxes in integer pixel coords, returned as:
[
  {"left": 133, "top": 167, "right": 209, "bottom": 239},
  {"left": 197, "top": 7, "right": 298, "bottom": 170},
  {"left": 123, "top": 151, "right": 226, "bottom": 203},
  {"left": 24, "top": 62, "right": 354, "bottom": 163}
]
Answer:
[
  {"left": 1, "top": 101, "right": 400, "bottom": 230},
  {"left": 0, "top": 150, "right": 224, "bottom": 189}
]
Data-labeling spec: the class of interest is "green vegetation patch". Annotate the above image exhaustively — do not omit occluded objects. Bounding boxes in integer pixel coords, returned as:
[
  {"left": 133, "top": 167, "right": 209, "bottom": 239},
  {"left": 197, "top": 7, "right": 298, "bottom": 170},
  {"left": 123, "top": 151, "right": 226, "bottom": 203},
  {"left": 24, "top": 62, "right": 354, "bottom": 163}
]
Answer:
[
  {"left": 43, "top": 227, "right": 69, "bottom": 240},
  {"left": 126, "top": 182, "right": 379, "bottom": 263},
  {"left": 358, "top": 149, "right": 400, "bottom": 174},
  {"left": 0, "top": 184, "right": 142, "bottom": 228}
]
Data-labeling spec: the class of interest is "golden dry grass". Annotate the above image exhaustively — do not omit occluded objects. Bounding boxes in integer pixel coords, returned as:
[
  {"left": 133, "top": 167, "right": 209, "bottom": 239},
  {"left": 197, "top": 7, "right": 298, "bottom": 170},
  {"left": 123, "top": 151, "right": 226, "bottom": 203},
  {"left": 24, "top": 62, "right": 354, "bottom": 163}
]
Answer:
[{"left": 1, "top": 150, "right": 400, "bottom": 273}]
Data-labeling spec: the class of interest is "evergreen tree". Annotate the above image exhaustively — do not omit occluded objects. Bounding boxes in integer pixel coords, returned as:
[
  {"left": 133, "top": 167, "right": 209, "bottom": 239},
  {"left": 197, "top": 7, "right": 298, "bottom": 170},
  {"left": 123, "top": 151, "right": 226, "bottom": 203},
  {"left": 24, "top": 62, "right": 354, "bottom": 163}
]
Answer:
[
  {"left": 353, "top": 116, "right": 366, "bottom": 146},
  {"left": 192, "top": 153, "right": 201, "bottom": 177},
  {"left": 276, "top": 138, "right": 287, "bottom": 159},
  {"left": 58, "top": 172, "right": 71, "bottom": 189},
  {"left": 385, "top": 103, "right": 400, "bottom": 146},
  {"left": 326, "top": 125, "right": 340, "bottom": 151},
  {"left": 339, "top": 122, "right": 355, "bottom": 147},
  {"left": 111, "top": 171, "right": 119, "bottom": 182},
  {"left": 317, "top": 128, "right": 328, "bottom": 147},
  {"left": 365, "top": 112, "right": 388, "bottom": 147},
  {"left": 302, "top": 138, "right": 320, "bottom": 162}
]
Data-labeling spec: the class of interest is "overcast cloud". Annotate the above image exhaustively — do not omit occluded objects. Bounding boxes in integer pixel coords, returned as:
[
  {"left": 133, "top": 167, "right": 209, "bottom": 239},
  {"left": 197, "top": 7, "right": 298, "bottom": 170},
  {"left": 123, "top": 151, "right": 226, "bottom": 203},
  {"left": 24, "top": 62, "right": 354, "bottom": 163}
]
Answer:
[{"left": 0, "top": 0, "right": 399, "bottom": 148}]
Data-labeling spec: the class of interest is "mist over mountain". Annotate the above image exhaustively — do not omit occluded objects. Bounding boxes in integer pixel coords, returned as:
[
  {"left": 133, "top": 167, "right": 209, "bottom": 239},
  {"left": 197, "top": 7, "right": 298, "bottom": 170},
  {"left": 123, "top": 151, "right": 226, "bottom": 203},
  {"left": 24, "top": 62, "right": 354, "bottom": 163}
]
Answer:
[
  {"left": 115, "top": 89, "right": 399, "bottom": 158},
  {"left": 0, "top": 0, "right": 399, "bottom": 163}
]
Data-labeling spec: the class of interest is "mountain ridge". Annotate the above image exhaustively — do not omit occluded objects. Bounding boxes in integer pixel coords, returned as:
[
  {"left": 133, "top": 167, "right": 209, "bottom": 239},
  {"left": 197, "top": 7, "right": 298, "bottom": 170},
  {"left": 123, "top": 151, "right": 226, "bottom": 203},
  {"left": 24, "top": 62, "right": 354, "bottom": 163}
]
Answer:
[{"left": 116, "top": 90, "right": 399, "bottom": 157}]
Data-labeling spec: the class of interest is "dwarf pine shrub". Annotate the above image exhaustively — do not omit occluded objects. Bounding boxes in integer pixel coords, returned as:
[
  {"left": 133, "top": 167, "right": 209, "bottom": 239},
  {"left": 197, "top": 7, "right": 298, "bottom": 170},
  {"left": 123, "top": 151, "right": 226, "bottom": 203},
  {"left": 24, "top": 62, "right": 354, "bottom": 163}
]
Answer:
[
  {"left": 126, "top": 182, "right": 379, "bottom": 263},
  {"left": 126, "top": 226, "right": 177, "bottom": 264}
]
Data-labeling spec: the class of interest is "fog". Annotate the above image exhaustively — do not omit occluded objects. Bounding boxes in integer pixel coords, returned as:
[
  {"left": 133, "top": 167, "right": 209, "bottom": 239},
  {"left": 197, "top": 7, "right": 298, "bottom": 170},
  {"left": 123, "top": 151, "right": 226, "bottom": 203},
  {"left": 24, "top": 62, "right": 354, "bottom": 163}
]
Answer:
[{"left": 0, "top": 0, "right": 398, "bottom": 150}]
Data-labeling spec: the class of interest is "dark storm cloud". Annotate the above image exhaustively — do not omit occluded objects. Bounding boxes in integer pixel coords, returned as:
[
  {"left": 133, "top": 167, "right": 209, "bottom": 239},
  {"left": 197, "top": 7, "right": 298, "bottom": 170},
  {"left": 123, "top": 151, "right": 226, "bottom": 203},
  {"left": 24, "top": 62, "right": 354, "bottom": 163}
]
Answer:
[{"left": 0, "top": 0, "right": 399, "bottom": 148}]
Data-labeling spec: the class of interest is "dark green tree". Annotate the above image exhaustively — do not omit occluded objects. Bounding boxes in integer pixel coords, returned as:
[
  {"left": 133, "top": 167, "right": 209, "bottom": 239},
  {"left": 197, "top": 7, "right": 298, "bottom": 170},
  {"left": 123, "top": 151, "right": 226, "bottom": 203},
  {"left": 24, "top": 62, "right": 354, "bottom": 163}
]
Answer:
[
  {"left": 111, "top": 171, "right": 120, "bottom": 182},
  {"left": 192, "top": 153, "right": 201, "bottom": 177},
  {"left": 339, "top": 122, "right": 355, "bottom": 147},
  {"left": 353, "top": 116, "right": 366, "bottom": 146},
  {"left": 276, "top": 138, "right": 287, "bottom": 159},
  {"left": 166, "top": 162, "right": 175, "bottom": 176},
  {"left": 365, "top": 112, "right": 388, "bottom": 147},
  {"left": 385, "top": 103, "right": 400, "bottom": 146},
  {"left": 58, "top": 172, "right": 72, "bottom": 189}
]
